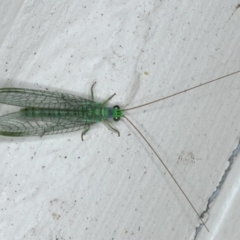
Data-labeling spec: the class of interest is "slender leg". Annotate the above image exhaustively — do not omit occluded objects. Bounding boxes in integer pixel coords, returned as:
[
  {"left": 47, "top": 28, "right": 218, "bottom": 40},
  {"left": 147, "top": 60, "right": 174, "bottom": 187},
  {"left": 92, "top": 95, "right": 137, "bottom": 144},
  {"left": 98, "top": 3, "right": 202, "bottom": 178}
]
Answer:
[
  {"left": 91, "top": 82, "right": 116, "bottom": 106},
  {"left": 103, "top": 120, "right": 120, "bottom": 136},
  {"left": 81, "top": 125, "right": 90, "bottom": 141},
  {"left": 102, "top": 93, "right": 116, "bottom": 106},
  {"left": 91, "top": 82, "right": 97, "bottom": 101}
]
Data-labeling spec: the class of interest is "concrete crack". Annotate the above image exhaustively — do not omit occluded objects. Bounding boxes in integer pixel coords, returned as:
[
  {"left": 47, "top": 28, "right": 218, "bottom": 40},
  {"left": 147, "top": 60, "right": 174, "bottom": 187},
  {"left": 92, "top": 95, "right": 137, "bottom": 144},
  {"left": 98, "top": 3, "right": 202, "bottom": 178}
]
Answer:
[{"left": 194, "top": 140, "right": 240, "bottom": 239}]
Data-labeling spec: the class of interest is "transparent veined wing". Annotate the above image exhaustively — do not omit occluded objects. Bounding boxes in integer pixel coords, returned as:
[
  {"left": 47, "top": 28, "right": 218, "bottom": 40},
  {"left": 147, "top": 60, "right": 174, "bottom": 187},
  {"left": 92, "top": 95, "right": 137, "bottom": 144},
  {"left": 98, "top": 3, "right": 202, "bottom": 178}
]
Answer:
[
  {"left": 0, "top": 111, "right": 97, "bottom": 136},
  {"left": 0, "top": 88, "right": 94, "bottom": 109}
]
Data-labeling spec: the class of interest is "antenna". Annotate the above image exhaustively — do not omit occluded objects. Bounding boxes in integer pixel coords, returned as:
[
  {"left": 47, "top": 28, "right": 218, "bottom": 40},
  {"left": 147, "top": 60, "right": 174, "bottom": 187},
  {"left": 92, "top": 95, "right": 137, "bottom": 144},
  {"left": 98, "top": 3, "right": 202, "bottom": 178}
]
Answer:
[
  {"left": 124, "top": 116, "right": 209, "bottom": 231},
  {"left": 124, "top": 70, "right": 240, "bottom": 111},
  {"left": 122, "top": 69, "right": 240, "bottom": 231}
]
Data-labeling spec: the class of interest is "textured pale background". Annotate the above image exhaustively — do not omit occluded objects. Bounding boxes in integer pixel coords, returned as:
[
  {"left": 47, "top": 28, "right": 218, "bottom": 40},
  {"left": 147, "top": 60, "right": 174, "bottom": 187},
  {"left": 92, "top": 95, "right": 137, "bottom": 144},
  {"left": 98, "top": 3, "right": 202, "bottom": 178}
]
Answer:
[{"left": 0, "top": 1, "right": 240, "bottom": 240}]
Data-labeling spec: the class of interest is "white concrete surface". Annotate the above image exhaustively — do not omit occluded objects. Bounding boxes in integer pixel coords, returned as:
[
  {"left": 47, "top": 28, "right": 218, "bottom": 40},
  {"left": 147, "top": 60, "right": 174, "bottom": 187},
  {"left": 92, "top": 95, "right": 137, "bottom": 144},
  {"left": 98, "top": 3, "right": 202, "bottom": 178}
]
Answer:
[{"left": 0, "top": 1, "right": 240, "bottom": 240}]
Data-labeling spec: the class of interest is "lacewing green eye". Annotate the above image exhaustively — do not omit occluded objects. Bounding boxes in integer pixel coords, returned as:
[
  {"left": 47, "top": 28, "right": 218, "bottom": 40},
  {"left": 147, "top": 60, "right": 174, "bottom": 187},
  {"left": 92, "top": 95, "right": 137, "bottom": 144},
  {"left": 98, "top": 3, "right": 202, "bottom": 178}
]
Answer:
[{"left": 0, "top": 70, "right": 239, "bottom": 231}]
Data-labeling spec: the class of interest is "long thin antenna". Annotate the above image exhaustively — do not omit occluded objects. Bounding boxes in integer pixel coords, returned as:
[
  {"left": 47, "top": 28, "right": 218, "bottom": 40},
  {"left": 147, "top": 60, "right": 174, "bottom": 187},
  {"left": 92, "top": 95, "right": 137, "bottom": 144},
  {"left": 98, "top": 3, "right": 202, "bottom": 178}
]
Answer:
[
  {"left": 124, "top": 115, "right": 209, "bottom": 232},
  {"left": 124, "top": 70, "right": 240, "bottom": 111}
]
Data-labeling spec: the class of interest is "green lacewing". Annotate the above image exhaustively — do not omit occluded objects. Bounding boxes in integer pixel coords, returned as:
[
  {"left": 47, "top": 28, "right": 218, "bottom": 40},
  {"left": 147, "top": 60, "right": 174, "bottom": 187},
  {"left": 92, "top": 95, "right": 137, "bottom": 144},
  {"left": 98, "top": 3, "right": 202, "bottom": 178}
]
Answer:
[{"left": 0, "top": 70, "right": 239, "bottom": 230}]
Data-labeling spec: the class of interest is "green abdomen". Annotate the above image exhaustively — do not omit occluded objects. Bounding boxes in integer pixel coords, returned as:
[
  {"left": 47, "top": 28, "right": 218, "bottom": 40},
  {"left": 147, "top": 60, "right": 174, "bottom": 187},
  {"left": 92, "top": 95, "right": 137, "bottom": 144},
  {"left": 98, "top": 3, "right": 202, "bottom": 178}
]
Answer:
[{"left": 20, "top": 104, "right": 108, "bottom": 122}]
